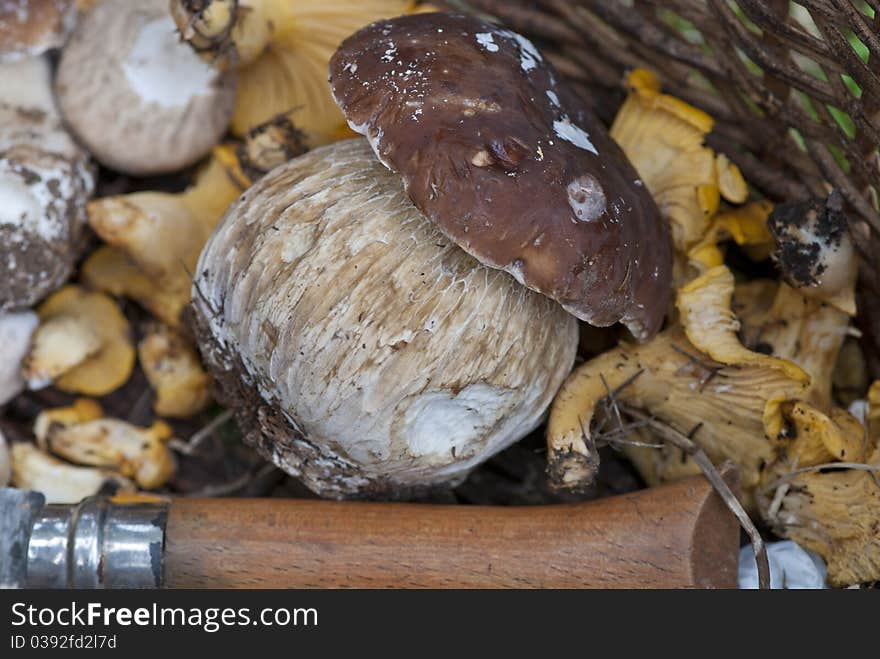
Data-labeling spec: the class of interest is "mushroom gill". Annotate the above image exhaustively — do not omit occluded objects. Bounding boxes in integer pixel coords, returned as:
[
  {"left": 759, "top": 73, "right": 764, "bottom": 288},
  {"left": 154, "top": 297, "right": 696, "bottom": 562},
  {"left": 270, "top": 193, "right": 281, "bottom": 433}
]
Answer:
[{"left": 547, "top": 265, "right": 808, "bottom": 499}]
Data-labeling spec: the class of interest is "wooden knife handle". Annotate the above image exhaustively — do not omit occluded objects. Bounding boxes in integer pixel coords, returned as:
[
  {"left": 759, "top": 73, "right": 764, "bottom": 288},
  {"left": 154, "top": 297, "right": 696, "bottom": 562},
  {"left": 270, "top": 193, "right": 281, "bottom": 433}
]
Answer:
[{"left": 163, "top": 474, "right": 738, "bottom": 589}]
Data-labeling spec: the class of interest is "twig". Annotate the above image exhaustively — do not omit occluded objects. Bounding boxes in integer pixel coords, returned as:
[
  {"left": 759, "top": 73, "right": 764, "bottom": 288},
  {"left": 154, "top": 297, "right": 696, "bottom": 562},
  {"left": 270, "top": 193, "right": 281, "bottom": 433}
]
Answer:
[
  {"left": 765, "top": 482, "right": 791, "bottom": 523},
  {"left": 171, "top": 409, "right": 235, "bottom": 456},
  {"left": 619, "top": 403, "right": 771, "bottom": 590},
  {"left": 186, "top": 462, "right": 277, "bottom": 498},
  {"left": 670, "top": 344, "right": 722, "bottom": 390},
  {"left": 128, "top": 387, "right": 154, "bottom": 426},
  {"left": 593, "top": 418, "right": 662, "bottom": 448},
  {"left": 599, "top": 373, "right": 628, "bottom": 438},
  {"left": 592, "top": 369, "right": 646, "bottom": 444}
]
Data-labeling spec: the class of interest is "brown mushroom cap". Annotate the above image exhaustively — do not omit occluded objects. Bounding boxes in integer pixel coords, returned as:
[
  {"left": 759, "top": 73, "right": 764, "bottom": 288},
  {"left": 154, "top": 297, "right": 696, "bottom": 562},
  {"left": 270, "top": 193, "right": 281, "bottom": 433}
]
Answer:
[
  {"left": 329, "top": 12, "right": 672, "bottom": 340},
  {"left": 55, "top": 0, "right": 236, "bottom": 175}
]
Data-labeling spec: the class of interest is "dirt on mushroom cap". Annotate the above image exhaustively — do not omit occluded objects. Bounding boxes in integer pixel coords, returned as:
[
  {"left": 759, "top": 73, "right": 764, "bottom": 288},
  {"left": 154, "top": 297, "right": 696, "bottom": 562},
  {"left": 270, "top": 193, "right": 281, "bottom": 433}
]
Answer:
[{"left": 329, "top": 12, "right": 673, "bottom": 341}]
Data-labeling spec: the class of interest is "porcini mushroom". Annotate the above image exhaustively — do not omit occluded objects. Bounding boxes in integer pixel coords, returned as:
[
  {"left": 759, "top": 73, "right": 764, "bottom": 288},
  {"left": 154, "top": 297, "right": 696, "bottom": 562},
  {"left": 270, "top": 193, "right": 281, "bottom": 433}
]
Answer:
[
  {"left": 10, "top": 441, "right": 134, "bottom": 503},
  {"left": 329, "top": 13, "right": 672, "bottom": 340},
  {"left": 138, "top": 323, "right": 212, "bottom": 418},
  {"left": 55, "top": 0, "right": 236, "bottom": 175},
  {"left": 169, "top": 0, "right": 413, "bottom": 143},
  {"left": 23, "top": 285, "right": 135, "bottom": 396},
  {"left": 34, "top": 403, "right": 176, "bottom": 489},
  {"left": 0, "top": 55, "right": 94, "bottom": 310},
  {"left": 0, "top": 310, "right": 38, "bottom": 405},
  {"left": 192, "top": 138, "right": 579, "bottom": 498},
  {"left": 0, "top": 0, "right": 78, "bottom": 61}
]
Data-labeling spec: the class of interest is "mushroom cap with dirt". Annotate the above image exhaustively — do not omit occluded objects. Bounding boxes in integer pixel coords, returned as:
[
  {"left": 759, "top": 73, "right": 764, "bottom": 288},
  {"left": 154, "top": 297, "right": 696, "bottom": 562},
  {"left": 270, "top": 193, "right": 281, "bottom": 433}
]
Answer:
[
  {"left": 0, "top": 55, "right": 94, "bottom": 310},
  {"left": 191, "top": 138, "right": 579, "bottom": 498},
  {"left": 329, "top": 13, "right": 673, "bottom": 340},
  {"left": 0, "top": 0, "right": 78, "bottom": 61},
  {"left": 767, "top": 191, "right": 857, "bottom": 316},
  {"left": 55, "top": 0, "right": 236, "bottom": 175}
]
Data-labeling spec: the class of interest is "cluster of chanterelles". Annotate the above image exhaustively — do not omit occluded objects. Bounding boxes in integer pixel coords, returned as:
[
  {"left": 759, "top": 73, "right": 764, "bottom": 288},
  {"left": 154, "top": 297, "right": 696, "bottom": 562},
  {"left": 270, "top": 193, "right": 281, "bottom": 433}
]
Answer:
[
  {"left": 1, "top": 2, "right": 877, "bottom": 586},
  {"left": 545, "top": 69, "right": 876, "bottom": 586}
]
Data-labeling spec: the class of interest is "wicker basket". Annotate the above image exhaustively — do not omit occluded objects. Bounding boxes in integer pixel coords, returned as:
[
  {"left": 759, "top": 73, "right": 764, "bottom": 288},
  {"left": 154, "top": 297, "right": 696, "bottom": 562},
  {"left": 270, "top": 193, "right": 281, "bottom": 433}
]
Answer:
[{"left": 463, "top": 0, "right": 880, "bottom": 373}]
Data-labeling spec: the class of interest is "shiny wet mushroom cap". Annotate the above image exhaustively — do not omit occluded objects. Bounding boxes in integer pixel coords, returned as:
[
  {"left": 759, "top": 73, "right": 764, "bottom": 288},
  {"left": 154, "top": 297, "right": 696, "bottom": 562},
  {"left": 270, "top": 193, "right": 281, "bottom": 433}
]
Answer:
[{"left": 329, "top": 12, "right": 673, "bottom": 340}]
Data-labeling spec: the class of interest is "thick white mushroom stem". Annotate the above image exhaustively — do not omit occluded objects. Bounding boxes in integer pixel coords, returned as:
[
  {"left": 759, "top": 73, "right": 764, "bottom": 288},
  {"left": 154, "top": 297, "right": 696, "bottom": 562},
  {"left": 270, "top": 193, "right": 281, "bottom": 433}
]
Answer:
[{"left": 192, "top": 138, "right": 578, "bottom": 498}]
